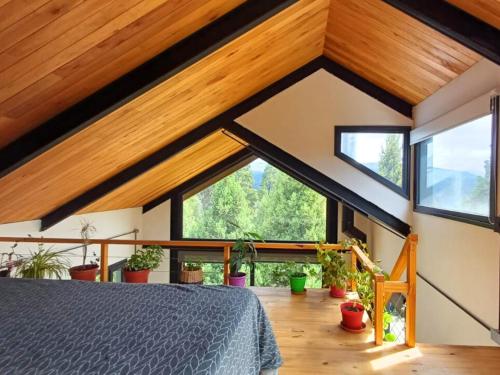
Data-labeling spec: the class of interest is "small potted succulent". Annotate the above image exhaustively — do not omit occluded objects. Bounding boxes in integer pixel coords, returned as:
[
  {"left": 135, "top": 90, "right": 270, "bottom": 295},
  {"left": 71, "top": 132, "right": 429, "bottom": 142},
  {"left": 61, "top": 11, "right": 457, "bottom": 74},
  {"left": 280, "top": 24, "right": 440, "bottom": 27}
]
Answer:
[
  {"left": 229, "top": 231, "right": 262, "bottom": 287},
  {"left": 316, "top": 244, "right": 349, "bottom": 298},
  {"left": 283, "top": 260, "right": 317, "bottom": 294},
  {"left": 180, "top": 259, "right": 203, "bottom": 284},
  {"left": 340, "top": 299, "right": 365, "bottom": 332},
  {"left": 69, "top": 220, "right": 99, "bottom": 281},
  {"left": 124, "top": 245, "right": 164, "bottom": 283}
]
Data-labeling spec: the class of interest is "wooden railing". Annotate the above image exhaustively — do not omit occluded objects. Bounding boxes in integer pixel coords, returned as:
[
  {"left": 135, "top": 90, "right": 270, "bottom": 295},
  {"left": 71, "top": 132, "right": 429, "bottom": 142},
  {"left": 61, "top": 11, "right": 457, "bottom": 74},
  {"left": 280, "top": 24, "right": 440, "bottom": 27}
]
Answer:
[{"left": 0, "top": 235, "right": 417, "bottom": 347}]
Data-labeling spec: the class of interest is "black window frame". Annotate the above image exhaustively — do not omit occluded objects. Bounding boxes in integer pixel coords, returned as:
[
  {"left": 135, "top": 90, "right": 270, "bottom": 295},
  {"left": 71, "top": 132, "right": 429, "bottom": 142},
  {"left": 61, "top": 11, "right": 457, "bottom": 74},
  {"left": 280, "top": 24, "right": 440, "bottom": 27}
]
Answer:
[
  {"left": 413, "top": 111, "right": 497, "bottom": 229},
  {"left": 334, "top": 125, "right": 411, "bottom": 199},
  {"left": 169, "top": 155, "right": 340, "bottom": 283}
]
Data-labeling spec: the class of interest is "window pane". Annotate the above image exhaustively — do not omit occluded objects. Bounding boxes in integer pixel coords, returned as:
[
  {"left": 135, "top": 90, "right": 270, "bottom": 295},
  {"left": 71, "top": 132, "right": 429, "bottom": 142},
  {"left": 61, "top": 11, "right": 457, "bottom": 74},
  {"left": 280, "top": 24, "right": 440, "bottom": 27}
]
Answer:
[
  {"left": 418, "top": 115, "right": 492, "bottom": 217},
  {"left": 183, "top": 158, "right": 326, "bottom": 241},
  {"left": 254, "top": 262, "right": 322, "bottom": 288},
  {"left": 340, "top": 132, "right": 404, "bottom": 187}
]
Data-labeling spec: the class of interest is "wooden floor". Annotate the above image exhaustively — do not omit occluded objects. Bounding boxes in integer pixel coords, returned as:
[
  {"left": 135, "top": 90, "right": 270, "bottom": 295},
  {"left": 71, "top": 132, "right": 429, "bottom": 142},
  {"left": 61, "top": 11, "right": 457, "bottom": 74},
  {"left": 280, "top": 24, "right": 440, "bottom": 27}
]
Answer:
[{"left": 253, "top": 288, "right": 500, "bottom": 375}]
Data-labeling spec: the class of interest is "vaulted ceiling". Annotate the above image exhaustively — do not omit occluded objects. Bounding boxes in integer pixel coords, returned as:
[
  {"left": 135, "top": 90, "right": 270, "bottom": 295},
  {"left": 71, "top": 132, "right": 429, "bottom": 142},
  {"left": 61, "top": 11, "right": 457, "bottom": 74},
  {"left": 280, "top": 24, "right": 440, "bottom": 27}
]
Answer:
[{"left": 0, "top": 0, "right": 497, "bottom": 229}]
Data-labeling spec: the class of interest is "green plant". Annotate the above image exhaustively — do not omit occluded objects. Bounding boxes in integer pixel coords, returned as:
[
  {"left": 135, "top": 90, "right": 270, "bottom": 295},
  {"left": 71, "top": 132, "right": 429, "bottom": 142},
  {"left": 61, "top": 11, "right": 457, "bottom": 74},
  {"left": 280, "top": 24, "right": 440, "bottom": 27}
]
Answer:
[
  {"left": 383, "top": 311, "right": 397, "bottom": 342},
  {"left": 125, "top": 245, "right": 164, "bottom": 271},
  {"left": 16, "top": 244, "right": 70, "bottom": 279},
  {"left": 184, "top": 259, "right": 202, "bottom": 271},
  {"left": 230, "top": 226, "right": 262, "bottom": 276},
  {"left": 316, "top": 243, "right": 349, "bottom": 288}
]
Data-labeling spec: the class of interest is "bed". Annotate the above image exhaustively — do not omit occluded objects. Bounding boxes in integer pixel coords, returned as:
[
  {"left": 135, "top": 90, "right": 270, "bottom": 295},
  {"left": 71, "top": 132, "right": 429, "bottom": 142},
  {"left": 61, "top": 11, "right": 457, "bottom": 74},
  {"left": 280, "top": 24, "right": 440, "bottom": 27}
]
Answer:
[{"left": 0, "top": 279, "right": 282, "bottom": 374}]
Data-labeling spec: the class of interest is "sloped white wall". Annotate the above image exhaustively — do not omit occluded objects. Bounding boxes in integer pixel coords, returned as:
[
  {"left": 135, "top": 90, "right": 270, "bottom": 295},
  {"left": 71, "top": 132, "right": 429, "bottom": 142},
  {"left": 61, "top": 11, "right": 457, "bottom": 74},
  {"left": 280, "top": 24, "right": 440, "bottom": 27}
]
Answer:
[
  {"left": 0, "top": 208, "right": 142, "bottom": 276},
  {"left": 237, "top": 69, "right": 413, "bottom": 223},
  {"left": 142, "top": 200, "right": 171, "bottom": 283}
]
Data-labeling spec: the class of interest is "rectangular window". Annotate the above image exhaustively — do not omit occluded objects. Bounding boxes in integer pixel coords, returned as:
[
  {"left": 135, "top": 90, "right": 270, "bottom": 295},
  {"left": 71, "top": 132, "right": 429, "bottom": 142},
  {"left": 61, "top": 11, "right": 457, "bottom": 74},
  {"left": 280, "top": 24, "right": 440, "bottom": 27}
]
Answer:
[
  {"left": 415, "top": 114, "right": 493, "bottom": 226},
  {"left": 334, "top": 126, "right": 410, "bottom": 198}
]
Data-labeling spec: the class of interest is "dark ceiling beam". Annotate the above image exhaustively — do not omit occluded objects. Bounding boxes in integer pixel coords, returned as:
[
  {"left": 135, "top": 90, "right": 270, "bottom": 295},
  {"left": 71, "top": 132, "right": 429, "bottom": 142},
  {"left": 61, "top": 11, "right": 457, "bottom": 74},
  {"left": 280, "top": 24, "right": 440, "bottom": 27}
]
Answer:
[
  {"left": 225, "top": 122, "right": 411, "bottom": 236},
  {"left": 383, "top": 0, "right": 500, "bottom": 65},
  {"left": 0, "top": 0, "right": 297, "bottom": 179},
  {"left": 143, "top": 148, "right": 254, "bottom": 214},
  {"left": 40, "top": 54, "right": 414, "bottom": 230}
]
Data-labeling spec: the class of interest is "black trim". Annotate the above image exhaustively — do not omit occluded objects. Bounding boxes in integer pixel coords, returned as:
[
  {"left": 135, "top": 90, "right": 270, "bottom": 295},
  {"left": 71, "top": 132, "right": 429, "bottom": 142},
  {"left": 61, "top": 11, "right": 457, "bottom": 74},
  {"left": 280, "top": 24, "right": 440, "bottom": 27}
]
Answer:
[
  {"left": 326, "top": 198, "right": 338, "bottom": 243},
  {"left": 334, "top": 126, "right": 411, "bottom": 198},
  {"left": 321, "top": 59, "right": 412, "bottom": 118},
  {"left": 169, "top": 194, "right": 183, "bottom": 284},
  {"left": 341, "top": 206, "right": 367, "bottom": 243},
  {"left": 414, "top": 140, "right": 494, "bottom": 229},
  {"left": 40, "top": 123, "right": 221, "bottom": 231},
  {"left": 143, "top": 148, "right": 254, "bottom": 213},
  {"left": 490, "top": 95, "right": 499, "bottom": 233},
  {"left": 0, "top": 0, "right": 297, "bottom": 179},
  {"left": 382, "top": 0, "right": 500, "bottom": 65},
  {"left": 226, "top": 122, "right": 411, "bottom": 236}
]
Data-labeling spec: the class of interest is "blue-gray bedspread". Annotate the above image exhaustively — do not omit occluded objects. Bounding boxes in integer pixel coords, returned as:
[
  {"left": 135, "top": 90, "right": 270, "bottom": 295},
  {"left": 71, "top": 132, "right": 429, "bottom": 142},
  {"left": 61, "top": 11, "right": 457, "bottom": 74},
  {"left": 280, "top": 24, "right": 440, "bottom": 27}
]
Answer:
[{"left": 0, "top": 279, "right": 282, "bottom": 374}]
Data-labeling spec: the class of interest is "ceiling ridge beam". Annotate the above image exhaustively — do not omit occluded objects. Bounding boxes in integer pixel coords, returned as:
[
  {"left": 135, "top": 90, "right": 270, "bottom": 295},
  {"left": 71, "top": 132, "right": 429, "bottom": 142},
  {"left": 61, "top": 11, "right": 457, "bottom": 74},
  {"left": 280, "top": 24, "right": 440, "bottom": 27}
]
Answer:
[
  {"left": 225, "top": 122, "right": 411, "bottom": 236},
  {"left": 0, "top": 0, "right": 297, "bottom": 179},
  {"left": 382, "top": 0, "right": 500, "bottom": 65},
  {"left": 142, "top": 148, "right": 254, "bottom": 214}
]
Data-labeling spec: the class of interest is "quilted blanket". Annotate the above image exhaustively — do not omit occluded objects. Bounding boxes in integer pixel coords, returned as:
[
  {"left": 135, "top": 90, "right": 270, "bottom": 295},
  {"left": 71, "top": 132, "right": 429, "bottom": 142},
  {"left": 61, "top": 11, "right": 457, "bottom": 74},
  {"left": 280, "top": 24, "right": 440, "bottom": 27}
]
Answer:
[{"left": 0, "top": 279, "right": 282, "bottom": 374}]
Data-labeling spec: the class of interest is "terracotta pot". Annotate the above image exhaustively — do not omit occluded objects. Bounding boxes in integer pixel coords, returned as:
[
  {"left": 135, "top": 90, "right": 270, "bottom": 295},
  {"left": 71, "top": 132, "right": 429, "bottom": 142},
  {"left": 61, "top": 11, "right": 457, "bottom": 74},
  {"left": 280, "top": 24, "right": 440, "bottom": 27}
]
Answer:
[
  {"left": 124, "top": 268, "right": 151, "bottom": 283},
  {"left": 330, "top": 285, "right": 346, "bottom": 298},
  {"left": 341, "top": 302, "right": 365, "bottom": 330},
  {"left": 228, "top": 272, "right": 246, "bottom": 287},
  {"left": 179, "top": 268, "right": 203, "bottom": 284},
  {"left": 69, "top": 264, "right": 99, "bottom": 281}
]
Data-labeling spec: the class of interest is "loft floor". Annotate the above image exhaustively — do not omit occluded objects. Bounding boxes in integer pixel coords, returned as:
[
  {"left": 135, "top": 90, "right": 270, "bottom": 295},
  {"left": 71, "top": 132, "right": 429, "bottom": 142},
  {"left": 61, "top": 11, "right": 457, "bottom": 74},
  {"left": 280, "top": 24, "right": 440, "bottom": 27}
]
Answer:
[{"left": 252, "top": 288, "right": 500, "bottom": 375}]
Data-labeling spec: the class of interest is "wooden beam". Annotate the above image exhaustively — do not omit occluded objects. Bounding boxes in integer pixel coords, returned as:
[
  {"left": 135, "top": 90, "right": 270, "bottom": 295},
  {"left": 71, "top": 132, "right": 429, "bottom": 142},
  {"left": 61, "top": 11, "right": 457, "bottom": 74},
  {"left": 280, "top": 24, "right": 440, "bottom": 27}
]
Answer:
[
  {"left": 143, "top": 148, "right": 254, "bottom": 214},
  {"left": 374, "top": 274, "right": 385, "bottom": 346},
  {"left": 100, "top": 243, "right": 109, "bottom": 283},
  {"left": 225, "top": 122, "right": 412, "bottom": 236},
  {"left": 224, "top": 245, "right": 231, "bottom": 285},
  {"left": 383, "top": 0, "right": 500, "bottom": 65},
  {"left": 406, "top": 234, "right": 417, "bottom": 347},
  {"left": 0, "top": 0, "right": 297, "bottom": 179}
]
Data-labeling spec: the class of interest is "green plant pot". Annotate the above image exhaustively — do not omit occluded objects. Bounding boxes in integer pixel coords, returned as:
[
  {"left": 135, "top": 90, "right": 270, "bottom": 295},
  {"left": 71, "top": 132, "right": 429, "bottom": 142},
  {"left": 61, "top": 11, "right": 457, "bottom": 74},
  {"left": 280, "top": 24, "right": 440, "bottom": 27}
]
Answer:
[{"left": 290, "top": 273, "right": 307, "bottom": 293}]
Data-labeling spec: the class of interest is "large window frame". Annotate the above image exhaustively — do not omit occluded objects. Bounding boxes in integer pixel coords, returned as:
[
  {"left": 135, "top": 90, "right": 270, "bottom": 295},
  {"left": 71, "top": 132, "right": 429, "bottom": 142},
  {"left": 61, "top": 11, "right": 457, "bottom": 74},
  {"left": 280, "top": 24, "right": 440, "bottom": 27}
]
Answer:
[
  {"left": 414, "top": 111, "right": 497, "bottom": 229},
  {"left": 168, "top": 154, "right": 339, "bottom": 283},
  {"left": 334, "top": 126, "right": 411, "bottom": 199}
]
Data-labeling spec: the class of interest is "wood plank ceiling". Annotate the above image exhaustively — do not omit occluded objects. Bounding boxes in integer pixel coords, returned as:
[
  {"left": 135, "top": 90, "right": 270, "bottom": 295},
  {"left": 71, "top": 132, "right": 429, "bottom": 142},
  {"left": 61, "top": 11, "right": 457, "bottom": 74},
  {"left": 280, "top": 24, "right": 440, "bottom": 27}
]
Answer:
[
  {"left": 80, "top": 131, "right": 245, "bottom": 213},
  {"left": 0, "top": 0, "right": 244, "bottom": 148},
  {"left": 0, "top": 0, "right": 329, "bottom": 224},
  {"left": 324, "top": 0, "right": 482, "bottom": 104},
  {"left": 446, "top": 0, "right": 500, "bottom": 29}
]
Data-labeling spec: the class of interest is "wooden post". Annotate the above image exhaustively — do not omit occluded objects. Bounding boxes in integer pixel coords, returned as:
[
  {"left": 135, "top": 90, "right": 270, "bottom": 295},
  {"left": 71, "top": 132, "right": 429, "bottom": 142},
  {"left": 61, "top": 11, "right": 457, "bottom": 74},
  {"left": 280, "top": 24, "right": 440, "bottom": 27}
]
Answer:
[
  {"left": 374, "top": 274, "right": 385, "bottom": 345},
  {"left": 406, "top": 234, "right": 418, "bottom": 347},
  {"left": 100, "top": 243, "right": 109, "bottom": 283},
  {"left": 223, "top": 245, "right": 231, "bottom": 285},
  {"left": 351, "top": 250, "right": 357, "bottom": 292}
]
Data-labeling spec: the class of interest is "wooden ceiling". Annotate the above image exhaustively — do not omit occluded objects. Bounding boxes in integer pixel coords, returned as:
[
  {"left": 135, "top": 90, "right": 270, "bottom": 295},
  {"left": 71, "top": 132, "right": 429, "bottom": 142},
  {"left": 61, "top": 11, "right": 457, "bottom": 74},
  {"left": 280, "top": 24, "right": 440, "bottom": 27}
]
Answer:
[
  {"left": 324, "top": 0, "right": 481, "bottom": 104},
  {"left": 0, "top": 0, "right": 328, "bottom": 224},
  {"left": 447, "top": 0, "right": 500, "bottom": 29},
  {"left": 0, "top": 0, "right": 244, "bottom": 148},
  {"left": 80, "top": 131, "right": 245, "bottom": 213}
]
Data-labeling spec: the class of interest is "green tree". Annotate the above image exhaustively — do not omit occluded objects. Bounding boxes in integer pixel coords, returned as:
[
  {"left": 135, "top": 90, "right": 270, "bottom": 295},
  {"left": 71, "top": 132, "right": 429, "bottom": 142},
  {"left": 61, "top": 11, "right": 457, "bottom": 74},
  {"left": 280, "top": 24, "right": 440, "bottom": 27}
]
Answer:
[
  {"left": 378, "top": 134, "right": 403, "bottom": 186},
  {"left": 465, "top": 160, "right": 490, "bottom": 214}
]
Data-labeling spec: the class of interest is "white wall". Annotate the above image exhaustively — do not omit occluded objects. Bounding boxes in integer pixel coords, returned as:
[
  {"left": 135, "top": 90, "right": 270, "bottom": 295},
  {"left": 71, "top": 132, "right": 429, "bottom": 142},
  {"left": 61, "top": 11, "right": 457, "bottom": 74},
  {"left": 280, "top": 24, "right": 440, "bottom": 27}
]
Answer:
[
  {"left": 410, "top": 58, "right": 500, "bottom": 346},
  {"left": 237, "top": 69, "right": 413, "bottom": 223},
  {"left": 0, "top": 208, "right": 143, "bottom": 276},
  {"left": 142, "top": 200, "right": 171, "bottom": 283}
]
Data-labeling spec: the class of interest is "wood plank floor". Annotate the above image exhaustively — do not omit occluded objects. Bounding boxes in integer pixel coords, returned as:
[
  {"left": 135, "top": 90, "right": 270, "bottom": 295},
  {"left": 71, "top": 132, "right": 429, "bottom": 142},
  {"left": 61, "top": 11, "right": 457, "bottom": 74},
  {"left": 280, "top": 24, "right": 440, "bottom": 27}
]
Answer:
[{"left": 253, "top": 288, "right": 500, "bottom": 375}]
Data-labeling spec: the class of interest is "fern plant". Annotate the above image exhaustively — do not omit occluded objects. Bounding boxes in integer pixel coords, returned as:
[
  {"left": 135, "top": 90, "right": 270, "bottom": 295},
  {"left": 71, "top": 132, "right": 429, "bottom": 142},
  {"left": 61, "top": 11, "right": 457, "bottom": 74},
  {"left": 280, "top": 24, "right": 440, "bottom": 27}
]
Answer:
[{"left": 16, "top": 244, "right": 70, "bottom": 279}]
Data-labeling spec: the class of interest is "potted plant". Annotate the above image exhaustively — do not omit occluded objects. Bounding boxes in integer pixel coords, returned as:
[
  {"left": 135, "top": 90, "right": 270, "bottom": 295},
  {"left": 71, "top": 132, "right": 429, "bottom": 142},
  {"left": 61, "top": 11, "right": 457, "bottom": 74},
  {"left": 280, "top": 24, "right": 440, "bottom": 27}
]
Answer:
[
  {"left": 180, "top": 260, "right": 203, "bottom": 284},
  {"left": 16, "top": 244, "right": 70, "bottom": 279},
  {"left": 282, "top": 260, "right": 317, "bottom": 294},
  {"left": 124, "top": 245, "right": 164, "bottom": 283},
  {"left": 316, "top": 244, "right": 349, "bottom": 298},
  {"left": 69, "top": 220, "right": 99, "bottom": 281},
  {"left": 340, "top": 299, "right": 365, "bottom": 332},
  {"left": 229, "top": 231, "right": 262, "bottom": 287}
]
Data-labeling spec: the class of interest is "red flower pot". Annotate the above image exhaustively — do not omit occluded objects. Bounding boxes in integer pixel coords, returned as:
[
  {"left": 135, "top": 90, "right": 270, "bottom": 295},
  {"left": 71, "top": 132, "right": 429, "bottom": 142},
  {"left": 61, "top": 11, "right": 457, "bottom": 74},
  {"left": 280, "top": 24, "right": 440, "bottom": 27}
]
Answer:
[
  {"left": 330, "top": 285, "right": 346, "bottom": 298},
  {"left": 341, "top": 302, "right": 365, "bottom": 330},
  {"left": 69, "top": 264, "right": 99, "bottom": 281},
  {"left": 228, "top": 272, "right": 246, "bottom": 287},
  {"left": 124, "top": 269, "right": 150, "bottom": 283}
]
